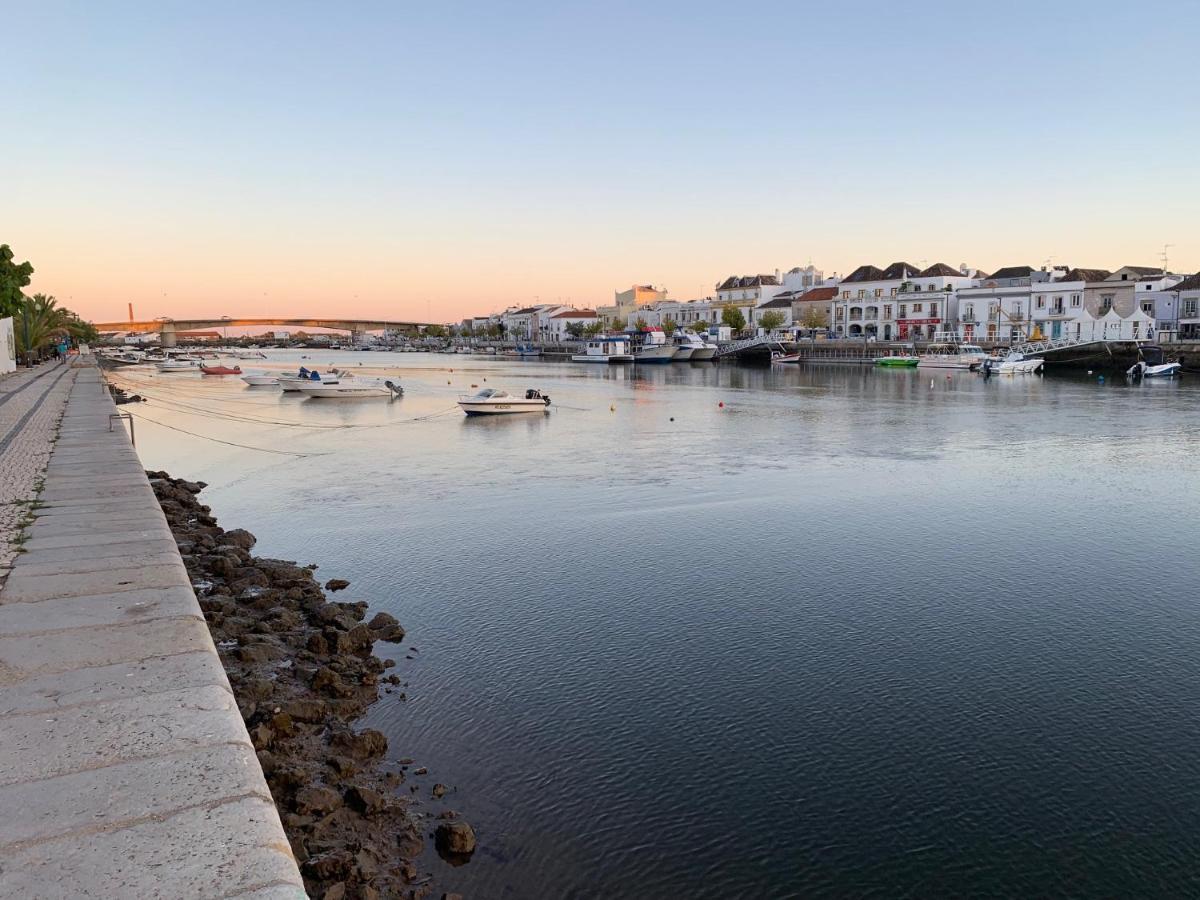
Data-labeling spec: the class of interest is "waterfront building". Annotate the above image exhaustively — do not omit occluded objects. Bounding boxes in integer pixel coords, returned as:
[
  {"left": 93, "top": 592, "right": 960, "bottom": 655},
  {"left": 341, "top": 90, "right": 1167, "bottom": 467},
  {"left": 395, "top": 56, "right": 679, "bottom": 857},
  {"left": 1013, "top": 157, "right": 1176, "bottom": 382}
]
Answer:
[
  {"left": 1029, "top": 268, "right": 1160, "bottom": 342},
  {"left": 500, "top": 304, "right": 574, "bottom": 340},
  {"left": 597, "top": 284, "right": 668, "bottom": 329},
  {"left": 789, "top": 287, "right": 837, "bottom": 333},
  {"left": 831, "top": 262, "right": 978, "bottom": 340},
  {"left": 1165, "top": 272, "right": 1200, "bottom": 339},
  {"left": 546, "top": 308, "right": 597, "bottom": 341}
]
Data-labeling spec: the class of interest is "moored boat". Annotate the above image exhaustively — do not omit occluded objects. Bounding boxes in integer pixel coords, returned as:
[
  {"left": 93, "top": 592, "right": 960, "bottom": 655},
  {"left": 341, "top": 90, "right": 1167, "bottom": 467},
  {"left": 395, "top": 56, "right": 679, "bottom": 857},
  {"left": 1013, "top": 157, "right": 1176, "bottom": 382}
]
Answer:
[
  {"left": 572, "top": 336, "right": 634, "bottom": 363},
  {"left": 156, "top": 359, "right": 199, "bottom": 372},
  {"left": 631, "top": 327, "right": 677, "bottom": 364},
  {"left": 875, "top": 355, "right": 920, "bottom": 367},
  {"left": 200, "top": 364, "right": 242, "bottom": 375},
  {"left": 458, "top": 387, "right": 551, "bottom": 415},
  {"left": 917, "top": 340, "right": 988, "bottom": 370},
  {"left": 296, "top": 378, "right": 403, "bottom": 399},
  {"left": 279, "top": 367, "right": 341, "bottom": 391},
  {"left": 981, "top": 352, "right": 1043, "bottom": 375},
  {"left": 1127, "top": 345, "right": 1182, "bottom": 379},
  {"left": 240, "top": 371, "right": 280, "bottom": 386}
]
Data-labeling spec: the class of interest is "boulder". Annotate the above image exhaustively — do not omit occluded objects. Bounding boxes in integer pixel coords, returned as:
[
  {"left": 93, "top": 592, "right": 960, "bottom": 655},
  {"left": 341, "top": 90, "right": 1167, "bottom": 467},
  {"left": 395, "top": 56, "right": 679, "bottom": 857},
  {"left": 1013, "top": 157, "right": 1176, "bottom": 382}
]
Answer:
[
  {"left": 345, "top": 785, "right": 387, "bottom": 816},
  {"left": 435, "top": 820, "right": 477, "bottom": 855},
  {"left": 294, "top": 785, "right": 344, "bottom": 816},
  {"left": 325, "top": 578, "right": 351, "bottom": 592},
  {"left": 331, "top": 728, "right": 387, "bottom": 760}
]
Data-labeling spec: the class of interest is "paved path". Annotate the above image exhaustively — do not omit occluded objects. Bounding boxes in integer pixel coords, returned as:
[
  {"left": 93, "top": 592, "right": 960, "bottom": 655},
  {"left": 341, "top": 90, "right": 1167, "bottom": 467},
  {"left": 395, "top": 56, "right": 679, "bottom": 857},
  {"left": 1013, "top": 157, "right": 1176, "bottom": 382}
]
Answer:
[
  {"left": 0, "top": 365, "right": 307, "bottom": 899},
  {"left": 0, "top": 361, "right": 77, "bottom": 582}
]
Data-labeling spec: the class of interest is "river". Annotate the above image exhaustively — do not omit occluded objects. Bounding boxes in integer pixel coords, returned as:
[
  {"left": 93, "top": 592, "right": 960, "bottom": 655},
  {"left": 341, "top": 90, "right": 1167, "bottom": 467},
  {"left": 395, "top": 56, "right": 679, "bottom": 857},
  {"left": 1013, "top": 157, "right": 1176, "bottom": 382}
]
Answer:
[{"left": 116, "top": 351, "right": 1200, "bottom": 898}]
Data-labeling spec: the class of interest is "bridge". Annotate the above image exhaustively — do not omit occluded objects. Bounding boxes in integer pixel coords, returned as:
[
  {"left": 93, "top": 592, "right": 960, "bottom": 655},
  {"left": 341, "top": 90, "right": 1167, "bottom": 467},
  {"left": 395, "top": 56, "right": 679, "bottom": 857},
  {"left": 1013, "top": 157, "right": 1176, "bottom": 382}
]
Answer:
[{"left": 92, "top": 317, "right": 437, "bottom": 347}]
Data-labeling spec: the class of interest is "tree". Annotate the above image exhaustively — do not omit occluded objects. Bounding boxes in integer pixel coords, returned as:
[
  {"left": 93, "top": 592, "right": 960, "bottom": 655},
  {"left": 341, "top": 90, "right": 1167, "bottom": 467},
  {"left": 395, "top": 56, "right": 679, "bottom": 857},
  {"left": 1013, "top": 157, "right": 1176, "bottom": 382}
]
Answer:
[
  {"left": 634, "top": 317, "right": 648, "bottom": 332},
  {"left": 424, "top": 324, "right": 447, "bottom": 338},
  {"left": 14, "top": 294, "right": 96, "bottom": 357},
  {"left": 584, "top": 320, "right": 605, "bottom": 336},
  {"left": 721, "top": 304, "right": 746, "bottom": 332},
  {"left": 661, "top": 317, "right": 678, "bottom": 336},
  {"left": 565, "top": 321, "right": 586, "bottom": 339},
  {"left": 0, "top": 245, "right": 34, "bottom": 319},
  {"left": 798, "top": 305, "right": 829, "bottom": 331},
  {"left": 759, "top": 310, "right": 787, "bottom": 332}
]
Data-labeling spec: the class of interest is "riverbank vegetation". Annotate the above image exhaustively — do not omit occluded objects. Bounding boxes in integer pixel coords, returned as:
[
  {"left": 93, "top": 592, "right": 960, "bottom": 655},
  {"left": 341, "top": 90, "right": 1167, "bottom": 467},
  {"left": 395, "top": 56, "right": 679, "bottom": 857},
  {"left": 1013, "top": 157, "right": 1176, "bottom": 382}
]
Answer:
[{"left": 1, "top": 244, "right": 99, "bottom": 359}]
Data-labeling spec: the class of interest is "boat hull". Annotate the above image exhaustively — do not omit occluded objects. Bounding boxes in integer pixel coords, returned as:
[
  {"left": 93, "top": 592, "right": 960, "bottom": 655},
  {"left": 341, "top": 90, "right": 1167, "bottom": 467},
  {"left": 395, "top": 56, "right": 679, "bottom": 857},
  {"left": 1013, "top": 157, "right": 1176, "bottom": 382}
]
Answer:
[
  {"left": 241, "top": 375, "right": 280, "bottom": 386},
  {"left": 875, "top": 357, "right": 919, "bottom": 367},
  {"left": 689, "top": 348, "right": 717, "bottom": 361},
  {"left": 297, "top": 383, "right": 394, "bottom": 398},
  {"left": 672, "top": 347, "right": 695, "bottom": 361},
  {"left": 633, "top": 347, "right": 678, "bottom": 364},
  {"left": 571, "top": 355, "right": 634, "bottom": 363},
  {"left": 459, "top": 400, "right": 549, "bottom": 415}
]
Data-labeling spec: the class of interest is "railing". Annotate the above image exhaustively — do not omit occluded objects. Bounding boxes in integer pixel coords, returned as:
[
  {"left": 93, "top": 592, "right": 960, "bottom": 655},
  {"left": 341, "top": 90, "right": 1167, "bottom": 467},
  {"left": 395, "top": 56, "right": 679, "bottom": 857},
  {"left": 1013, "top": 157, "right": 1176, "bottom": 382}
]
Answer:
[{"left": 715, "top": 335, "right": 787, "bottom": 357}]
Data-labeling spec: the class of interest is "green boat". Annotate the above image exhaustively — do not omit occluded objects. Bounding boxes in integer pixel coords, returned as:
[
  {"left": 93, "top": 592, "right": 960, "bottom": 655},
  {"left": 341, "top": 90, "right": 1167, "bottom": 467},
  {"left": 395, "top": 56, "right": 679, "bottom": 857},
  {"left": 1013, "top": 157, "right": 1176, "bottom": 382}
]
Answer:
[{"left": 875, "top": 355, "right": 920, "bottom": 367}]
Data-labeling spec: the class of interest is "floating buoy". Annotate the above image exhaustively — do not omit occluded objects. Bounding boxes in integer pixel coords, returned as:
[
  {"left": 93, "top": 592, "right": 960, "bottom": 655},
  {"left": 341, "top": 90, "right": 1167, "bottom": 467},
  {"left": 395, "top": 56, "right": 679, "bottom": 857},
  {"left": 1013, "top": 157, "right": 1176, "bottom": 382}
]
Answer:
[
  {"left": 610, "top": 404, "right": 615, "bottom": 412},
  {"left": 470, "top": 384, "right": 478, "bottom": 388},
  {"left": 946, "top": 374, "right": 951, "bottom": 380},
  {"left": 1098, "top": 375, "right": 1105, "bottom": 383},
  {"left": 447, "top": 380, "right": 451, "bottom": 384},
  {"left": 718, "top": 401, "right": 724, "bottom": 408},
  {"left": 669, "top": 417, "right": 674, "bottom": 422}
]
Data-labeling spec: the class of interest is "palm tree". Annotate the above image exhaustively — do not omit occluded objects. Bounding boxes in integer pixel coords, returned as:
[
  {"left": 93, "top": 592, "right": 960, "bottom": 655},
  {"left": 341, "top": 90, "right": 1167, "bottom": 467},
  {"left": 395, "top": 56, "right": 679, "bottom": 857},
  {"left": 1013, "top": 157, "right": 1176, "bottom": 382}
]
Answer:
[{"left": 14, "top": 294, "right": 97, "bottom": 359}]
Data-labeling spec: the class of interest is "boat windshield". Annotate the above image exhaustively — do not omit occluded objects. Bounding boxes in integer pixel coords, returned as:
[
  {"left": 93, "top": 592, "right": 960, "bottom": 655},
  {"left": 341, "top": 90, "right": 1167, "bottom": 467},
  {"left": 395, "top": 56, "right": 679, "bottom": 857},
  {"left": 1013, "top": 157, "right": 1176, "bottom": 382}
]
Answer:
[{"left": 472, "top": 389, "right": 506, "bottom": 399}]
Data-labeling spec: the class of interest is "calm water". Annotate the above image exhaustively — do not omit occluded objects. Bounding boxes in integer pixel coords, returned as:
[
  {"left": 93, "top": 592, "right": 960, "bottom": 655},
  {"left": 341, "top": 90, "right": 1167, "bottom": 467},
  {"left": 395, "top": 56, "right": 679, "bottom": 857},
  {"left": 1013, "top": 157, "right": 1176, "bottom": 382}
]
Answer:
[{"left": 119, "top": 352, "right": 1200, "bottom": 898}]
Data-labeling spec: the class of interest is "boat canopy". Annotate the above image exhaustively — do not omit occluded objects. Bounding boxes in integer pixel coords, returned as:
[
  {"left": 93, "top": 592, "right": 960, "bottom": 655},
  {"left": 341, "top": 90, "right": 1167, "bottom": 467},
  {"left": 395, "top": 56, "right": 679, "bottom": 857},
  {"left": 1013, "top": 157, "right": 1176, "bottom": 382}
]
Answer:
[{"left": 470, "top": 388, "right": 508, "bottom": 399}]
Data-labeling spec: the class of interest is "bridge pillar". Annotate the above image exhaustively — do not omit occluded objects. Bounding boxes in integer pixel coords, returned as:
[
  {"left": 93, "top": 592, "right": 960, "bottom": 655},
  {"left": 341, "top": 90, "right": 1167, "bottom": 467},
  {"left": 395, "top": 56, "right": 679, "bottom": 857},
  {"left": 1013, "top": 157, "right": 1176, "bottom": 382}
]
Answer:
[{"left": 160, "top": 323, "right": 177, "bottom": 348}]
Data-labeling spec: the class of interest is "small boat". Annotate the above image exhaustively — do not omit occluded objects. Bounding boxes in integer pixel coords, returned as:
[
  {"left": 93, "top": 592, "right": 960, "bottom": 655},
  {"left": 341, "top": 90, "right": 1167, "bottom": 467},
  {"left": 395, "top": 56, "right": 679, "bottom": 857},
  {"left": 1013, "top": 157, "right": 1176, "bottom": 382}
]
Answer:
[
  {"left": 235, "top": 351, "right": 268, "bottom": 360},
  {"left": 279, "top": 367, "right": 341, "bottom": 391},
  {"left": 240, "top": 371, "right": 280, "bottom": 386},
  {"left": 981, "top": 352, "right": 1043, "bottom": 375},
  {"left": 631, "top": 328, "right": 677, "bottom": 364},
  {"left": 458, "top": 387, "right": 551, "bottom": 415},
  {"left": 572, "top": 336, "right": 634, "bottom": 364},
  {"left": 672, "top": 331, "right": 713, "bottom": 361},
  {"left": 772, "top": 351, "right": 800, "bottom": 364},
  {"left": 875, "top": 355, "right": 920, "bottom": 367},
  {"left": 156, "top": 359, "right": 199, "bottom": 372},
  {"left": 917, "top": 340, "right": 989, "bottom": 370},
  {"left": 507, "top": 344, "right": 542, "bottom": 358},
  {"left": 1127, "top": 346, "right": 1182, "bottom": 379},
  {"left": 296, "top": 378, "right": 403, "bottom": 399},
  {"left": 200, "top": 364, "right": 242, "bottom": 375}
]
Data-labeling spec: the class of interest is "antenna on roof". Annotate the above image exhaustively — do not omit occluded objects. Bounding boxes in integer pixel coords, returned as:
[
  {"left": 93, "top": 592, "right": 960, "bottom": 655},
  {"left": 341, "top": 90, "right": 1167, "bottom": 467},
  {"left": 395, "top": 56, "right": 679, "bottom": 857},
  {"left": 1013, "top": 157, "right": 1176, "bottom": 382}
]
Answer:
[{"left": 1161, "top": 244, "right": 1173, "bottom": 274}]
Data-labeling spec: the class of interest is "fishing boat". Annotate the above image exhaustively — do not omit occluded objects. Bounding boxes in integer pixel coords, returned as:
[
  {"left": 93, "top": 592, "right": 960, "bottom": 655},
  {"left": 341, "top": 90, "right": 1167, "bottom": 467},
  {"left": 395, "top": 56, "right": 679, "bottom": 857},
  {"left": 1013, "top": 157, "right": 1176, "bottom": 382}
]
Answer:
[
  {"left": 279, "top": 367, "right": 341, "bottom": 391},
  {"left": 458, "top": 387, "right": 551, "bottom": 415},
  {"left": 631, "top": 328, "right": 677, "bottom": 364},
  {"left": 200, "top": 364, "right": 242, "bottom": 375},
  {"left": 572, "top": 336, "right": 634, "bottom": 364},
  {"left": 240, "top": 371, "right": 280, "bottom": 386},
  {"left": 917, "top": 339, "right": 989, "bottom": 370},
  {"left": 296, "top": 378, "right": 403, "bottom": 399},
  {"left": 507, "top": 344, "right": 542, "bottom": 357}
]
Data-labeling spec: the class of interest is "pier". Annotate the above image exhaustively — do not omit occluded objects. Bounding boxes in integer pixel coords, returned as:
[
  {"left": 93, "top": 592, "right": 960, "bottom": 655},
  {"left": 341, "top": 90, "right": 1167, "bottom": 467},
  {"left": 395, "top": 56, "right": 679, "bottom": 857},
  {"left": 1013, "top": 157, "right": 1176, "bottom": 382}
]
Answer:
[{"left": 0, "top": 363, "right": 304, "bottom": 898}]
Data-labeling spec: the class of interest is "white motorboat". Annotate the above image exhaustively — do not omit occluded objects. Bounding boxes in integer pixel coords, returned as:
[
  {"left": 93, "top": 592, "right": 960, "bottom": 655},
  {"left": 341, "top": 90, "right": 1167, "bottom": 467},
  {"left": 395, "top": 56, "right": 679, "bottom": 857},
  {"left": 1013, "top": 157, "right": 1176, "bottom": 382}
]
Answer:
[
  {"left": 296, "top": 378, "right": 403, "bottom": 399},
  {"left": 235, "top": 351, "right": 268, "bottom": 359},
  {"left": 278, "top": 367, "right": 341, "bottom": 391},
  {"left": 572, "top": 336, "right": 634, "bottom": 363},
  {"left": 631, "top": 328, "right": 677, "bottom": 364},
  {"left": 458, "top": 387, "right": 551, "bottom": 415},
  {"left": 156, "top": 359, "right": 199, "bottom": 372},
  {"left": 240, "top": 371, "right": 280, "bottom": 386},
  {"left": 917, "top": 340, "right": 989, "bottom": 370},
  {"left": 981, "top": 352, "right": 1043, "bottom": 375},
  {"left": 673, "top": 331, "right": 716, "bottom": 361},
  {"left": 1127, "top": 346, "right": 1182, "bottom": 379}
]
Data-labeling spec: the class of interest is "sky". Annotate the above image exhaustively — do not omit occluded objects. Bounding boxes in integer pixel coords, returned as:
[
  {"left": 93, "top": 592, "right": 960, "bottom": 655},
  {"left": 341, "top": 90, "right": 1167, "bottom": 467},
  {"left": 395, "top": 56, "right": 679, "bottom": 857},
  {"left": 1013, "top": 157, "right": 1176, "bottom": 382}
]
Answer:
[{"left": 3, "top": 0, "right": 1198, "bottom": 324}]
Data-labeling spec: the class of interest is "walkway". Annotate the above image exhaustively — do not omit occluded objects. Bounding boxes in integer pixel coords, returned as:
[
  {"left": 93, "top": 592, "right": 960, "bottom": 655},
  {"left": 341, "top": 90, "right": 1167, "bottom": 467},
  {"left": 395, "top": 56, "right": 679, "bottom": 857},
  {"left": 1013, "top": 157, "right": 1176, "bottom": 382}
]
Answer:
[
  {"left": 0, "top": 365, "right": 306, "bottom": 899},
  {"left": 0, "top": 361, "right": 76, "bottom": 582}
]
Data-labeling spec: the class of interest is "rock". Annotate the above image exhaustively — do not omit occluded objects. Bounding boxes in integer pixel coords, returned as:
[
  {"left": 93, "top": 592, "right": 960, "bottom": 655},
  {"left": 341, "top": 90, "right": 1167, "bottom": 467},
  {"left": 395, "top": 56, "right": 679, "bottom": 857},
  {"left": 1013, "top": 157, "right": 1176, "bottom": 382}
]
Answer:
[
  {"left": 442, "top": 894, "right": 465, "bottom": 900},
  {"left": 322, "top": 884, "right": 346, "bottom": 900},
  {"left": 270, "top": 711, "right": 294, "bottom": 736},
  {"left": 435, "top": 820, "right": 477, "bottom": 855},
  {"left": 347, "top": 624, "right": 374, "bottom": 651},
  {"left": 303, "top": 849, "right": 354, "bottom": 881},
  {"left": 294, "top": 785, "right": 344, "bottom": 816},
  {"left": 331, "top": 728, "right": 388, "bottom": 760},
  {"left": 327, "top": 755, "right": 359, "bottom": 778},
  {"left": 283, "top": 698, "right": 329, "bottom": 722},
  {"left": 222, "top": 528, "right": 257, "bottom": 549},
  {"left": 432, "top": 783, "right": 447, "bottom": 799},
  {"left": 366, "top": 612, "right": 399, "bottom": 631},
  {"left": 249, "top": 723, "right": 273, "bottom": 750},
  {"left": 414, "top": 767, "right": 428, "bottom": 776},
  {"left": 345, "top": 785, "right": 387, "bottom": 816},
  {"left": 325, "top": 578, "right": 351, "bottom": 592}
]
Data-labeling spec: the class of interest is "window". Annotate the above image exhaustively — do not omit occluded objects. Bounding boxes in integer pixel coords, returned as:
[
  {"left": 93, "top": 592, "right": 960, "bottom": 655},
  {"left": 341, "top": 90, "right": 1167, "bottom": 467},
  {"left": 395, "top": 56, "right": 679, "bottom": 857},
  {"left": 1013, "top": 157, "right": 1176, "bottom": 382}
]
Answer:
[
  {"left": 1036, "top": 296, "right": 1046, "bottom": 309},
  {"left": 890, "top": 287, "right": 898, "bottom": 297},
  {"left": 1071, "top": 294, "right": 1081, "bottom": 307},
  {"left": 1100, "top": 294, "right": 1114, "bottom": 314},
  {"left": 842, "top": 291, "right": 850, "bottom": 299},
  {"left": 929, "top": 303, "right": 938, "bottom": 317},
  {"left": 1184, "top": 299, "right": 1198, "bottom": 318},
  {"left": 912, "top": 303, "right": 923, "bottom": 313},
  {"left": 883, "top": 305, "right": 892, "bottom": 319},
  {"left": 964, "top": 304, "right": 974, "bottom": 320},
  {"left": 1142, "top": 301, "right": 1154, "bottom": 314},
  {"left": 857, "top": 289, "right": 866, "bottom": 299},
  {"left": 899, "top": 305, "right": 907, "bottom": 318},
  {"left": 874, "top": 288, "right": 883, "bottom": 298},
  {"left": 1014, "top": 303, "right": 1023, "bottom": 317}
]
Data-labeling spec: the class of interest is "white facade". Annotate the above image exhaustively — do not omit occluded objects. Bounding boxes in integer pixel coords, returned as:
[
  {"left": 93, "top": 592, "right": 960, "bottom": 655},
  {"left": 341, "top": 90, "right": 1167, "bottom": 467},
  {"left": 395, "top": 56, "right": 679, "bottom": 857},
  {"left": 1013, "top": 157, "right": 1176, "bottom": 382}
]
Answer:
[
  {"left": 545, "top": 310, "right": 597, "bottom": 341},
  {"left": 0, "top": 317, "right": 15, "bottom": 374}
]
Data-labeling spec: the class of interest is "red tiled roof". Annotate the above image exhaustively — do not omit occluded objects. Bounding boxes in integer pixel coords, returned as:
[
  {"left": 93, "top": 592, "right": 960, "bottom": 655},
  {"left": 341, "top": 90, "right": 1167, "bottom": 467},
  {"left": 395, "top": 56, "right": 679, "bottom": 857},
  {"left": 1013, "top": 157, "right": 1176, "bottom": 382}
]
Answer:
[
  {"left": 550, "top": 309, "right": 597, "bottom": 319},
  {"left": 796, "top": 287, "right": 837, "bottom": 302}
]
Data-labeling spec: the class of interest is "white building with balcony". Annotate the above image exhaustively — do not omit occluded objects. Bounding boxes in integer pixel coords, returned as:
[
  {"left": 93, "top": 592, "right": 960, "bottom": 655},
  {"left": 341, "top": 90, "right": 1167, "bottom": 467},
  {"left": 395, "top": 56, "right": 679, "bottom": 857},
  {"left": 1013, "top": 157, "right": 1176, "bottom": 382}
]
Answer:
[{"left": 831, "top": 262, "right": 978, "bottom": 340}]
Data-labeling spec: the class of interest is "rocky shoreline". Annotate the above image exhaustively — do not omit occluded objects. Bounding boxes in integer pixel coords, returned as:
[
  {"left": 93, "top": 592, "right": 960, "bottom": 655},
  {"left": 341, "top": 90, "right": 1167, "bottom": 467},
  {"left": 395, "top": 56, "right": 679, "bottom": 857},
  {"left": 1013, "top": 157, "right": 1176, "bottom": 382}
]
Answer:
[{"left": 149, "top": 472, "right": 474, "bottom": 900}]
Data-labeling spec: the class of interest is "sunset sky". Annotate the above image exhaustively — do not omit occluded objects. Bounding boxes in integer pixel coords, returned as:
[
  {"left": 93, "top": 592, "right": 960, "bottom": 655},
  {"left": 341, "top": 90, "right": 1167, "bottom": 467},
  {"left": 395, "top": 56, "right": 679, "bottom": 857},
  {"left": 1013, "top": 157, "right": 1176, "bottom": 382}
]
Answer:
[{"left": 6, "top": 0, "right": 1198, "bottom": 324}]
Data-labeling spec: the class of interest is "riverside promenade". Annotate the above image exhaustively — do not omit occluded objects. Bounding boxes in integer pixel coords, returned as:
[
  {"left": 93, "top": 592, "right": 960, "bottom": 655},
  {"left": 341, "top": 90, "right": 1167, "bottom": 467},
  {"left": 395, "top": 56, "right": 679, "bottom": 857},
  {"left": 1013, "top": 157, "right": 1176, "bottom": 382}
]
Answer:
[{"left": 0, "top": 364, "right": 306, "bottom": 898}]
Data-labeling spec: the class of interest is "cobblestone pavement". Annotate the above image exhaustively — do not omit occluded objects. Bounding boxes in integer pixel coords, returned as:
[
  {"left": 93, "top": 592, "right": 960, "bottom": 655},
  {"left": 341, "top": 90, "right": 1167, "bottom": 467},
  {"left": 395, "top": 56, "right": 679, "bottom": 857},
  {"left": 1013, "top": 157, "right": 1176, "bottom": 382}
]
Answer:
[{"left": 0, "top": 361, "right": 78, "bottom": 581}]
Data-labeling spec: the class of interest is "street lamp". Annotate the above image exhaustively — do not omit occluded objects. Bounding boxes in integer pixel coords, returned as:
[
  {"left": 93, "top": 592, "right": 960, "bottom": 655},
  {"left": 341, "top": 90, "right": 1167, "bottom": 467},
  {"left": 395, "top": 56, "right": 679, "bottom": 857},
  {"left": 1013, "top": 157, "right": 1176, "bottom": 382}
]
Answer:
[{"left": 220, "top": 315, "right": 231, "bottom": 346}]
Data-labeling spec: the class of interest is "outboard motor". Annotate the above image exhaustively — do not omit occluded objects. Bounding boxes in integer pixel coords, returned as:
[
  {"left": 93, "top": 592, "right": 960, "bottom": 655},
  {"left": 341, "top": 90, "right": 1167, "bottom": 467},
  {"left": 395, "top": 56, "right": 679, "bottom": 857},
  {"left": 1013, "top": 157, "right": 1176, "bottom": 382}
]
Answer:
[
  {"left": 384, "top": 380, "right": 403, "bottom": 397},
  {"left": 542, "top": 394, "right": 551, "bottom": 406}
]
